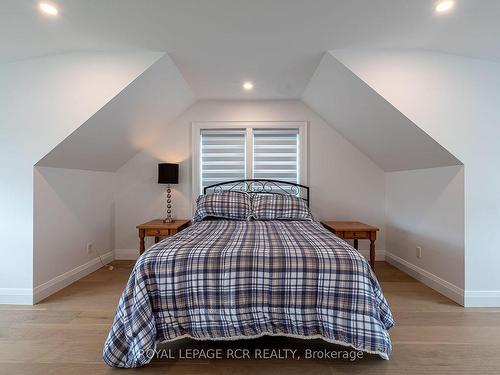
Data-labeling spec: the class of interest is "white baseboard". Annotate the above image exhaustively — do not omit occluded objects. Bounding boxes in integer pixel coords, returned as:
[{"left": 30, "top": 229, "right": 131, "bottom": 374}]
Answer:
[
  {"left": 464, "top": 291, "right": 500, "bottom": 307},
  {"left": 11, "top": 248, "right": 499, "bottom": 307},
  {"left": 385, "top": 251, "right": 464, "bottom": 306},
  {"left": 0, "top": 288, "right": 33, "bottom": 305},
  {"left": 33, "top": 251, "right": 114, "bottom": 304},
  {"left": 114, "top": 248, "right": 140, "bottom": 260}
]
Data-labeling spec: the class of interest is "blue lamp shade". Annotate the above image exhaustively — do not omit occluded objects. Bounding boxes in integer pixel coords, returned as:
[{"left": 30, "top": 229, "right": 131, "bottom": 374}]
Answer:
[{"left": 158, "top": 163, "right": 179, "bottom": 184}]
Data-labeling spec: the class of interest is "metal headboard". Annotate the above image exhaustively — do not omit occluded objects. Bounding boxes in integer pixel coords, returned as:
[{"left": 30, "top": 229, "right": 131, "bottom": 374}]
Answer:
[{"left": 203, "top": 179, "right": 310, "bottom": 207}]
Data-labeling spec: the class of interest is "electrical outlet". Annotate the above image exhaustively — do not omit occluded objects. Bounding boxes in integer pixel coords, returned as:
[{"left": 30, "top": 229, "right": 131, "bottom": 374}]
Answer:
[
  {"left": 416, "top": 246, "right": 422, "bottom": 259},
  {"left": 86, "top": 243, "right": 93, "bottom": 254}
]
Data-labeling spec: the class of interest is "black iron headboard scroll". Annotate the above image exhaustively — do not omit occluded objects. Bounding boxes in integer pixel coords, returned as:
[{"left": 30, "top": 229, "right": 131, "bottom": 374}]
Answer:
[{"left": 203, "top": 179, "right": 310, "bottom": 207}]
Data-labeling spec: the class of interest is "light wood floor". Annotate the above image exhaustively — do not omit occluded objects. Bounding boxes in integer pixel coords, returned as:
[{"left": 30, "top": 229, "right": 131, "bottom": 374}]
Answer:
[{"left": 1, "top": 261, "right": 499, "bottom": 374}]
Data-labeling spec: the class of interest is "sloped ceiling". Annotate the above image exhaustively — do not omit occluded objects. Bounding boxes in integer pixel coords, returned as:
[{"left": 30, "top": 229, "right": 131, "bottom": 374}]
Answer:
[
  {"left": 37, "top": 54, "right": 195, "bottom": 172},
  {"left": 302, "top": 52, "right": 461, "bottom": 172},
  {"left": 2, "top": 1, "right": 500, "bottom": 99},
  {"left": 37, "top": 49, "right": 461, "bottom": 174},
  {"left": 1, "top": 50, "right": 165, "bottom": 165}
]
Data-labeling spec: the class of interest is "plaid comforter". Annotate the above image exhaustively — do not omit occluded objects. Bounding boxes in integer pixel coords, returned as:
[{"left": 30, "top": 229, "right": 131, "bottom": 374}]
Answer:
[{"left": 103, "top": 220, "right": 394, "bottom": 367}]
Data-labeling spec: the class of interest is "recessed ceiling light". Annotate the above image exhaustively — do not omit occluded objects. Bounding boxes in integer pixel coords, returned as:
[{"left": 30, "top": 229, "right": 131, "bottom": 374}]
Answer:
[
  {"left": 242, "top": 81, "right": 254, "bottom": 91},
  {"left": 39, "top": 2, "right": 59, "bottom": 16},
  {"left": 435, "top": 0, "right": 454, "bottom": 13}
]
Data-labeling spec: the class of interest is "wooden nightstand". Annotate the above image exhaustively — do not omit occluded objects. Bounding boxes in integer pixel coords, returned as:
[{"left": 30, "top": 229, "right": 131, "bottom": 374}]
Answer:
[
  {"left": 321, "top": 221, "right": 379, "bottom": 270},
  {"left": 136, "top": 219, "right": 190, "bottom": 254}
]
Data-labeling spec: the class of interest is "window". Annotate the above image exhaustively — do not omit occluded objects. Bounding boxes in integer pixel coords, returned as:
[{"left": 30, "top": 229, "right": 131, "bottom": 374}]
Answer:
[
  {"left": 192, "top": 122, "right": 307, "bottom": 197},
  {"left": 253, "top": 129, "right": 299, "bottom": 183},
  {"left": 200, "top": 129, "right": 246, "bottom": 190}
]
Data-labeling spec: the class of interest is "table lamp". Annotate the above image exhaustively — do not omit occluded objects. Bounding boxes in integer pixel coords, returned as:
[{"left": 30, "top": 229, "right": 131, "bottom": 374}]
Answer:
[{"left": 158, "top": 163, "right": 179, "bottom": 223}]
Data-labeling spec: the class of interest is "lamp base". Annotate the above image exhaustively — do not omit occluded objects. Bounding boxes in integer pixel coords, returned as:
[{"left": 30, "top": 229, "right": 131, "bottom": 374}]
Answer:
[{"left": 163, "top": 184, "right": 174, "bottom": 224}]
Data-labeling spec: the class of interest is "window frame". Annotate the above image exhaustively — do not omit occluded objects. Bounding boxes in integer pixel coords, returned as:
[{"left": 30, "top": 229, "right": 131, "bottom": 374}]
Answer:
[{"left": 191, "top": 121, "right": 308, "bottom": 200}]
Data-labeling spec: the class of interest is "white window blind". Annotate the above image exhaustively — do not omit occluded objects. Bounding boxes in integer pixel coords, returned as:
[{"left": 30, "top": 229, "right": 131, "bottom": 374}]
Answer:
[
  {"left": 193, "top": 122, "right": 307, "bottom": 198},
  {"left": 253, "top": 129, "right": 299, "bottom": 183},
  {"left": 200, "top": 129, "right": 246, "bottom": 191}
]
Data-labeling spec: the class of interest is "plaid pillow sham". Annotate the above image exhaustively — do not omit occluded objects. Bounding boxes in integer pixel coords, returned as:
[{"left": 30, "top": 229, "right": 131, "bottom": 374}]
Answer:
[
  {"left": 252, "top": 194, "right": 313, "bottom": 221},
  {"left": 193, "top": 191, "right": 253, "bottom": 222}
]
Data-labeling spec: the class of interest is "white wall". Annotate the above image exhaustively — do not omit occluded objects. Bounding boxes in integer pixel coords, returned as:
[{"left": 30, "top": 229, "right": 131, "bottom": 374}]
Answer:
[
  {"left": 114, "top": 100, "right": 387, "bottom": 259},
  {"left": 33, "top": 167, "right": 114, "bottom": 302},
  {"left": 385, "top": 166, "right": 464, "bottom": 303},
  {"left": 0, "top": 50, "right": 162, "bottom": 304},
  {"left": 334, "top": 49, "right": 500, "bottom": 306}
]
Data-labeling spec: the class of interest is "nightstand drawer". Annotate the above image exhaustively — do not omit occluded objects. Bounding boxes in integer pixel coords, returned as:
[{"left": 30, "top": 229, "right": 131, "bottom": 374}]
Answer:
[
  {"left": 145, "top": 229, "right": 171, "bottom": 237},
  {"left": 343, "top": 231, "right": 369, "bottom": 239}
]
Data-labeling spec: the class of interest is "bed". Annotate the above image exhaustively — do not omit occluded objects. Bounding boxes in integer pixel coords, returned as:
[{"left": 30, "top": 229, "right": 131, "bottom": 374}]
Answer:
[{"left": 103, "top": 179, "right": 394, "bottom": 368}]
